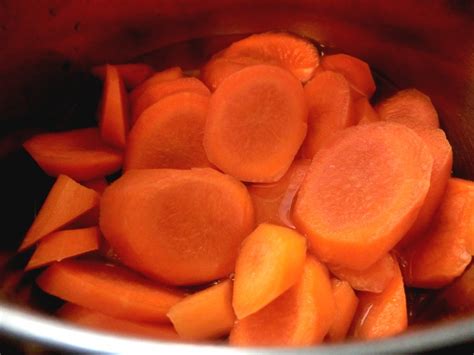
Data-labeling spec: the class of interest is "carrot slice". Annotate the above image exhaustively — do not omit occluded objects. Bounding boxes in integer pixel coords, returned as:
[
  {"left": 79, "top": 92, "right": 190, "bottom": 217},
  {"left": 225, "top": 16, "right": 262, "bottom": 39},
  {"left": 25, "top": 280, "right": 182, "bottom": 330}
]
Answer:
[
  {"left": 82, "top": 178, "right": 108, "bottom": 195},
  {"left": 167, "top": 279, "right": 235, "bottom": 340},
  {"left": 100, "top": 168, "right": 255, "bottom": 285},
  {"left": 37, "top": 259, "right": 183, "bottom": 322},
  {"left": 399, "top": 178, "right": 473, "bottom": 288},
  {"left": 92, "top": 63, "right": 155, "bottom": 89},
  {"left": 355, "top": 97, "right": 379, "bottom": 125},
  {"left": 300, "top": 70, "right": 356, "bottom": 158},
  {"left": 350, "top": 259, "right": 407, "bottom": 340},
  {"left": 19, "top": 175, "right": 100, "bottom": 251},
  {"left": 124, "top": 92, "right": 211, "bottom": 170},
  {"left": 321, "top": 54, "right": 376, "bottom": 98},
  {"left": 232, "top": 223, "right": 307, "bottom": 319},
  {"left": 327, "top": 279, "right": 358, "bottom": 342},
  {"left": 201, "top": 32, "right": 319, "bottom": 91},
  {"left": 376, "top": 88, "right": 439, "bottom": 130},
  {"left": 441, "top": 263, "right": 474, "bottom": 314},
  {"left": 204, "top": 64, "right": 308, "bottom": 182},
  {"left": 25, "top": 227, "right": 100, "bottom": 270},
  {"left": 230, "top": 256, "right": 334, "bottom": 346},
  {"left": 329, "top": 253, "right": 398, "bottom": 293},
  {"left": 293, "top": 122, "right": 433, "bottom": 270},
  {"left": 98, "top": 64, "right": 130, "bottom": 149},
  {"left": 23, "top": 128, "right": 123, "bottom": 181}
]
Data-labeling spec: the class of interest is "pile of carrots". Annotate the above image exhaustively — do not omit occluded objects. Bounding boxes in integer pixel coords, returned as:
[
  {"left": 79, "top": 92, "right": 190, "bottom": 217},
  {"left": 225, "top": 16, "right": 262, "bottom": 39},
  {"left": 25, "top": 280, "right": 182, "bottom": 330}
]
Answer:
[{"left": 12, "top": 32, "right": 474, "bottom": 346}]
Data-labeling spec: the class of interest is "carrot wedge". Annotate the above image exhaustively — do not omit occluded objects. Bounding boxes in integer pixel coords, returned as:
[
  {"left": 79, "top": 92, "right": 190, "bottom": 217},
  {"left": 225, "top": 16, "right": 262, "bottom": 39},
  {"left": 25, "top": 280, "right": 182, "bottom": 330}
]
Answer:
[
  {"left": 327, "top": 279, "right": 359, "bottom": 342},
  {"left": 355, "top": 97, "right": 379, "bottom": 125},
  {"left": 37, "top": 259, "right": 183, "bottom": 322},
  {"left": 25, "top": 227, "right": 100, "bottom": 270},
  {"left": 230, "top": 256, "right": 334, "bottom": 346},
  {"left": 92, "top": 63, "right": 155, "bottom": 89},
  {"left": 19, "top": 175, "right": 100, "bottom": 251},
  {"left": 293, "top": 122, "right": 433, "bottom": 270}
]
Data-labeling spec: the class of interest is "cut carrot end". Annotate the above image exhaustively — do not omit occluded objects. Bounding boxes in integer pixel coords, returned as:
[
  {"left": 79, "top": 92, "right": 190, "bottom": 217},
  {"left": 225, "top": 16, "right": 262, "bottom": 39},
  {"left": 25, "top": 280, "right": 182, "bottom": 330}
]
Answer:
[{"left": 327, "top": 279, "right": 359, "bottom": 342}]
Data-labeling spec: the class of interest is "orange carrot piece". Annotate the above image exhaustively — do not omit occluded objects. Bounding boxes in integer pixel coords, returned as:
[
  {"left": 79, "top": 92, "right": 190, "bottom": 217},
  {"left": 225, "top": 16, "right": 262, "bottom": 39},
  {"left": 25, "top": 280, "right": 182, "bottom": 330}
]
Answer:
[
  {"left": 230, "top": 256, "right": 334, "bottom": 346},
  {"left": 233, "top": 223, "right": 307, "bottom": 319},
  {"left": 300, "top": 70, "right": 356, "bottom": 158},
  {"left": 58, "top": 303, "right": 180, "bottom": 341},
  {"left": 23, "top": 128, "right": 123, "bottom": 181},
  {"left": 100, "top": 168, "right": 255, "bottom": 285},
  {"left": 441, "top": 263, "right": 474, "bottom": 314},
  {"left": 329, "top": 253, "right": 398, "bottom": 293},
  {"left": 293, "top": 122, "right": 433, "bottom": 270},
  {"left": 19, "top": 175, "right": 100, "bottom": 251},
  {"left": 321, "top": 54, "right": 375, "bottom": 98},
  {"left": 25, "top": 227, "right": 100, "bottom": 270},
  {"left": 129, "top": 66, "right": 183, "bottom": 102},
  {"left": 37, "top": 259, "right": 183, "bottom": 322},
  {"left": 167, "top": 279, "right": 235, "bottom": 340},
  {"left": 124, "top": 92, "right": 211, "bottom": 170},
  {"left": 92, "top": 63, "right": 155, "bottom": 89},
  {"left": 201, "top": 32, "right": 319, "bottom": 91},
  {"left": 98, "top": 64, "right": 130, "bottom": 149},
  {"left": 355, "top": 97, "right": 379, "bottom": 125},
  {"left": 82, "top": 178, "right": 108, "bottom": 195},
  {"left": 327, "top": 279, "right": 358, "bottom": 342},
  {"left": 350, "top": 260, "right": 407, "bottom": 340},
  {"left": 376, "top": 88, "right": 439, "bottom": 130},
  {"left": 204, "top": 64, "right": 308, "bottom": 182},
  {"left": 399, "top": 178, "right": 473, "bottom": 288}
]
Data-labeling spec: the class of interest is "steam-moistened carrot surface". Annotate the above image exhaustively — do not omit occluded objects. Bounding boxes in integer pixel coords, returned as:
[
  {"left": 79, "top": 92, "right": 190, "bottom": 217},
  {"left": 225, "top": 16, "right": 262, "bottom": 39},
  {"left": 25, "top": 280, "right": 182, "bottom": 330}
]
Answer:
[
  {"left": 23, "top": 128, "right": 123, "bottom": 181},
  {"left": 355, "top": 97, "right": 379, "bottom": 125},
  {"left": 92, "top": 63, "right": 155, "bottom": 89},
  {"left": 327, "top": 279, "right": 358, "bottom": 342}
]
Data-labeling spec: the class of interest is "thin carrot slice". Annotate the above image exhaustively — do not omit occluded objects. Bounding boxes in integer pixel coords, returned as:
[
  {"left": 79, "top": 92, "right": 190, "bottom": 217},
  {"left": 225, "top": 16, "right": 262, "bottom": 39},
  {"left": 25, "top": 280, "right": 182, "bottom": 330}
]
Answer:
[
  {"left": 329, "top": 253, "right": 398, "bottom": 293},
  {"left": 327, "top": 279, "right": 358, "bottom": 342},
  {"left": 293, "top": 122, "right": 433, "bottom": 270},
  {"left": 124, "top": 92, "right": 211, "bottom": 170},
  {"left": 58, "top": 303, "right": 180, "bottom": 341},
  {"left": 350, "top": 259, "right": 407, "bottom": 340},
  {"left": 204, "top": 64, "right": 308, "bottom": 182},
  {"left": 92, "top": 63, "right": 155, "bottom": 89},
  {"left": 100, "top": 168, "right": 255, "bottom": 285},
  {"left": 355, "top": 97, "right": 379, "bottom": 125},
  {"left": 82, "top": 178, "right": 108, "bottom": 195},
  {"left": 167, "top": 279, "right": 235, "bottom": 340},
  {"left": 98, "top": 64, "right": 130, "bottom": 149},
  {"left": 37, "top": 259, "right": 183, "bottom": 322},
  {"left": 232, "top": 223, "right": 307, "bottom": 319},
  {"left": 321, "top": 54, "right": 376, "bottom": 98},
  {"left": 19, "top": 175, "right": 100, "bottom": 251},
  {"left": 230, "top": 256, "right": 334, "bottom": 346},
  {"left": 300, "top": 70, "right": 356, "bottom": 158},
  {"left": 441, "top": 263, "right": 474, "bottom": 314},
  {"left": 399, "top": 178, "right": 473, "bottom": 288},
  {"left": 23, "top": 128, "right": 123, "bottom": 181},
  {"left": 376, "top": 88, "right": 439, "bottom": 130}
]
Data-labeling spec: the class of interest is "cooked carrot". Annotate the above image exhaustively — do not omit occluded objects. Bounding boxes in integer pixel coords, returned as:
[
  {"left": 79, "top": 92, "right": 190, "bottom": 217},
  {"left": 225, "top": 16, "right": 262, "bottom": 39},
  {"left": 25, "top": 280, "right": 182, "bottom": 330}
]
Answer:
[
  {"left": 23, "top": 128, "right": 123, "bottom": 181},
  {"left": 230, "top": 256, "right": 334, "bottom": 346},
  {"left": 321, "top": 54, "right": 376, "bottom": 98},
  {"left": 355, "top": 97, "right": 379, "bottom": 125},
  {"left": 293, "top": 122, "right": 433, "bottom": 270},
  {"left": 399, "top": 178, "right": 473, "bottom": 288},
  {"left": 130, "top": 77, "right": 210, "bottom": 125},
  {"left": 376, "top": 88, "right": 439, "bottom": 130},
  {"left": 327, "top": 279, "right": 358, "bottom": 342},
  {"left": 25, "top": 227, "right": 100, "bottom": 271},
  {"left": 232, "top": 223, "right": 306, "bottom": 319},
  {"left": 441, "top": 263, "right": 474, "bottom": 314},
  {"left": 92, "top": 63, "right": 155, "bottom": 89},
  {"left": 350, "top": 259, "right": 407, "bottom": 340},
  {"left": 19, "top": 175, "right": 100, "bottom": 251},
  {"left": 329, "top": 253, "right": 397, "bottom": 293},
  {"left": 201, "top": 32, "right": 319, "bottom": 91},
  {"left": 167, "top": 279, "right": 235, "bottom": 340},
  {"left": 100, "top": 168, "right": 255, "bottom": 285},
  {"left": 37, "top": 259, "right": 183, "bottom": 322},
  {"left": 124, "top": 92, "right": 211, "bottom": 170},
  {"left": 204, "top": 65, "right": 308, "bottom": 182},
  {"left": 300, "top": 70, "right": 356, "bottom": 158},
  {"left": 98, "top": 64, "right": 130, "bottom": 149},
  {"left": 82, "top": 178, "right": 108, "bottom": 195},
  {"left": 99, "top": 238, "right": 121, "bottom": 263},
  {"left": 58, "top": 303, "right": 180, "bottom": 341}
]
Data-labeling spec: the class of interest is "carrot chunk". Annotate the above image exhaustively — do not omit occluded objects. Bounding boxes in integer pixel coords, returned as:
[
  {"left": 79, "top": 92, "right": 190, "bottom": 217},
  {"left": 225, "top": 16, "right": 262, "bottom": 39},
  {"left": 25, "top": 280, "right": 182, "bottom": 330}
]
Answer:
[
  {"left": 441, "top": 263, "right": 474, "bottom": 315},
  {"left": 92, "top": 63, "right": 155, "bottom": 89},
  {"left": 82, "top": 178, "right": 108, "bottom": 195},
  {"left": 327, "top": 279, "right": 358, "bottom": 342},
  {"left": 355, "top": 97, "right": 379, "bottom": 125}
]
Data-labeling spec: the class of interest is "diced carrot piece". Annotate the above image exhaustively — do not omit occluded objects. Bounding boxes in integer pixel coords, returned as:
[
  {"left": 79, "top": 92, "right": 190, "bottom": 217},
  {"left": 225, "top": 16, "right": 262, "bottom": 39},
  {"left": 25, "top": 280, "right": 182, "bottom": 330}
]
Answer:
[
  {"left": 293, "top": 122, "right": 433, "bottom": 270},
  {"left": 25, "top": 227, "right": 100, "bottom": 270},
  {"left": 441, "top": 263, "right": 474, "bottom": 314},
  {"left": 204, "top": 65, "right": 308, "bottom": 182},
  {"left": 19, "top": 175, "right": 100, "bottom": 251},
  {"left": 82, "top": 178, "right": 108, "bottom": 195},
  {"left": 124, "top": 92, "right": 211, "bottom": 170},
  {"left": 92, "top": 63, "right": 155, "bottom": 89},
  {"left": 232, "top": 223, "right": 307, "bottom": 319},
  {"left": 100, "top": 168, "right": 255, "bottom": 285},
  {"left": 355, "top": 97, "right": 379, "bottom": 125},
  {"left": 300, "top": 71, "right": 356, "bottom": 158},
  {"left": 230, "top": 256, "right": 334, "bottom": 346},
  {"left": 327, "top": 279, "right": 358, "bottom": 342},
  {"left": 167, "top": 279, "right": 235, "bottom": 340},
  {"left": 37, "top": 259, "right": 183, "bottom": 322}
]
